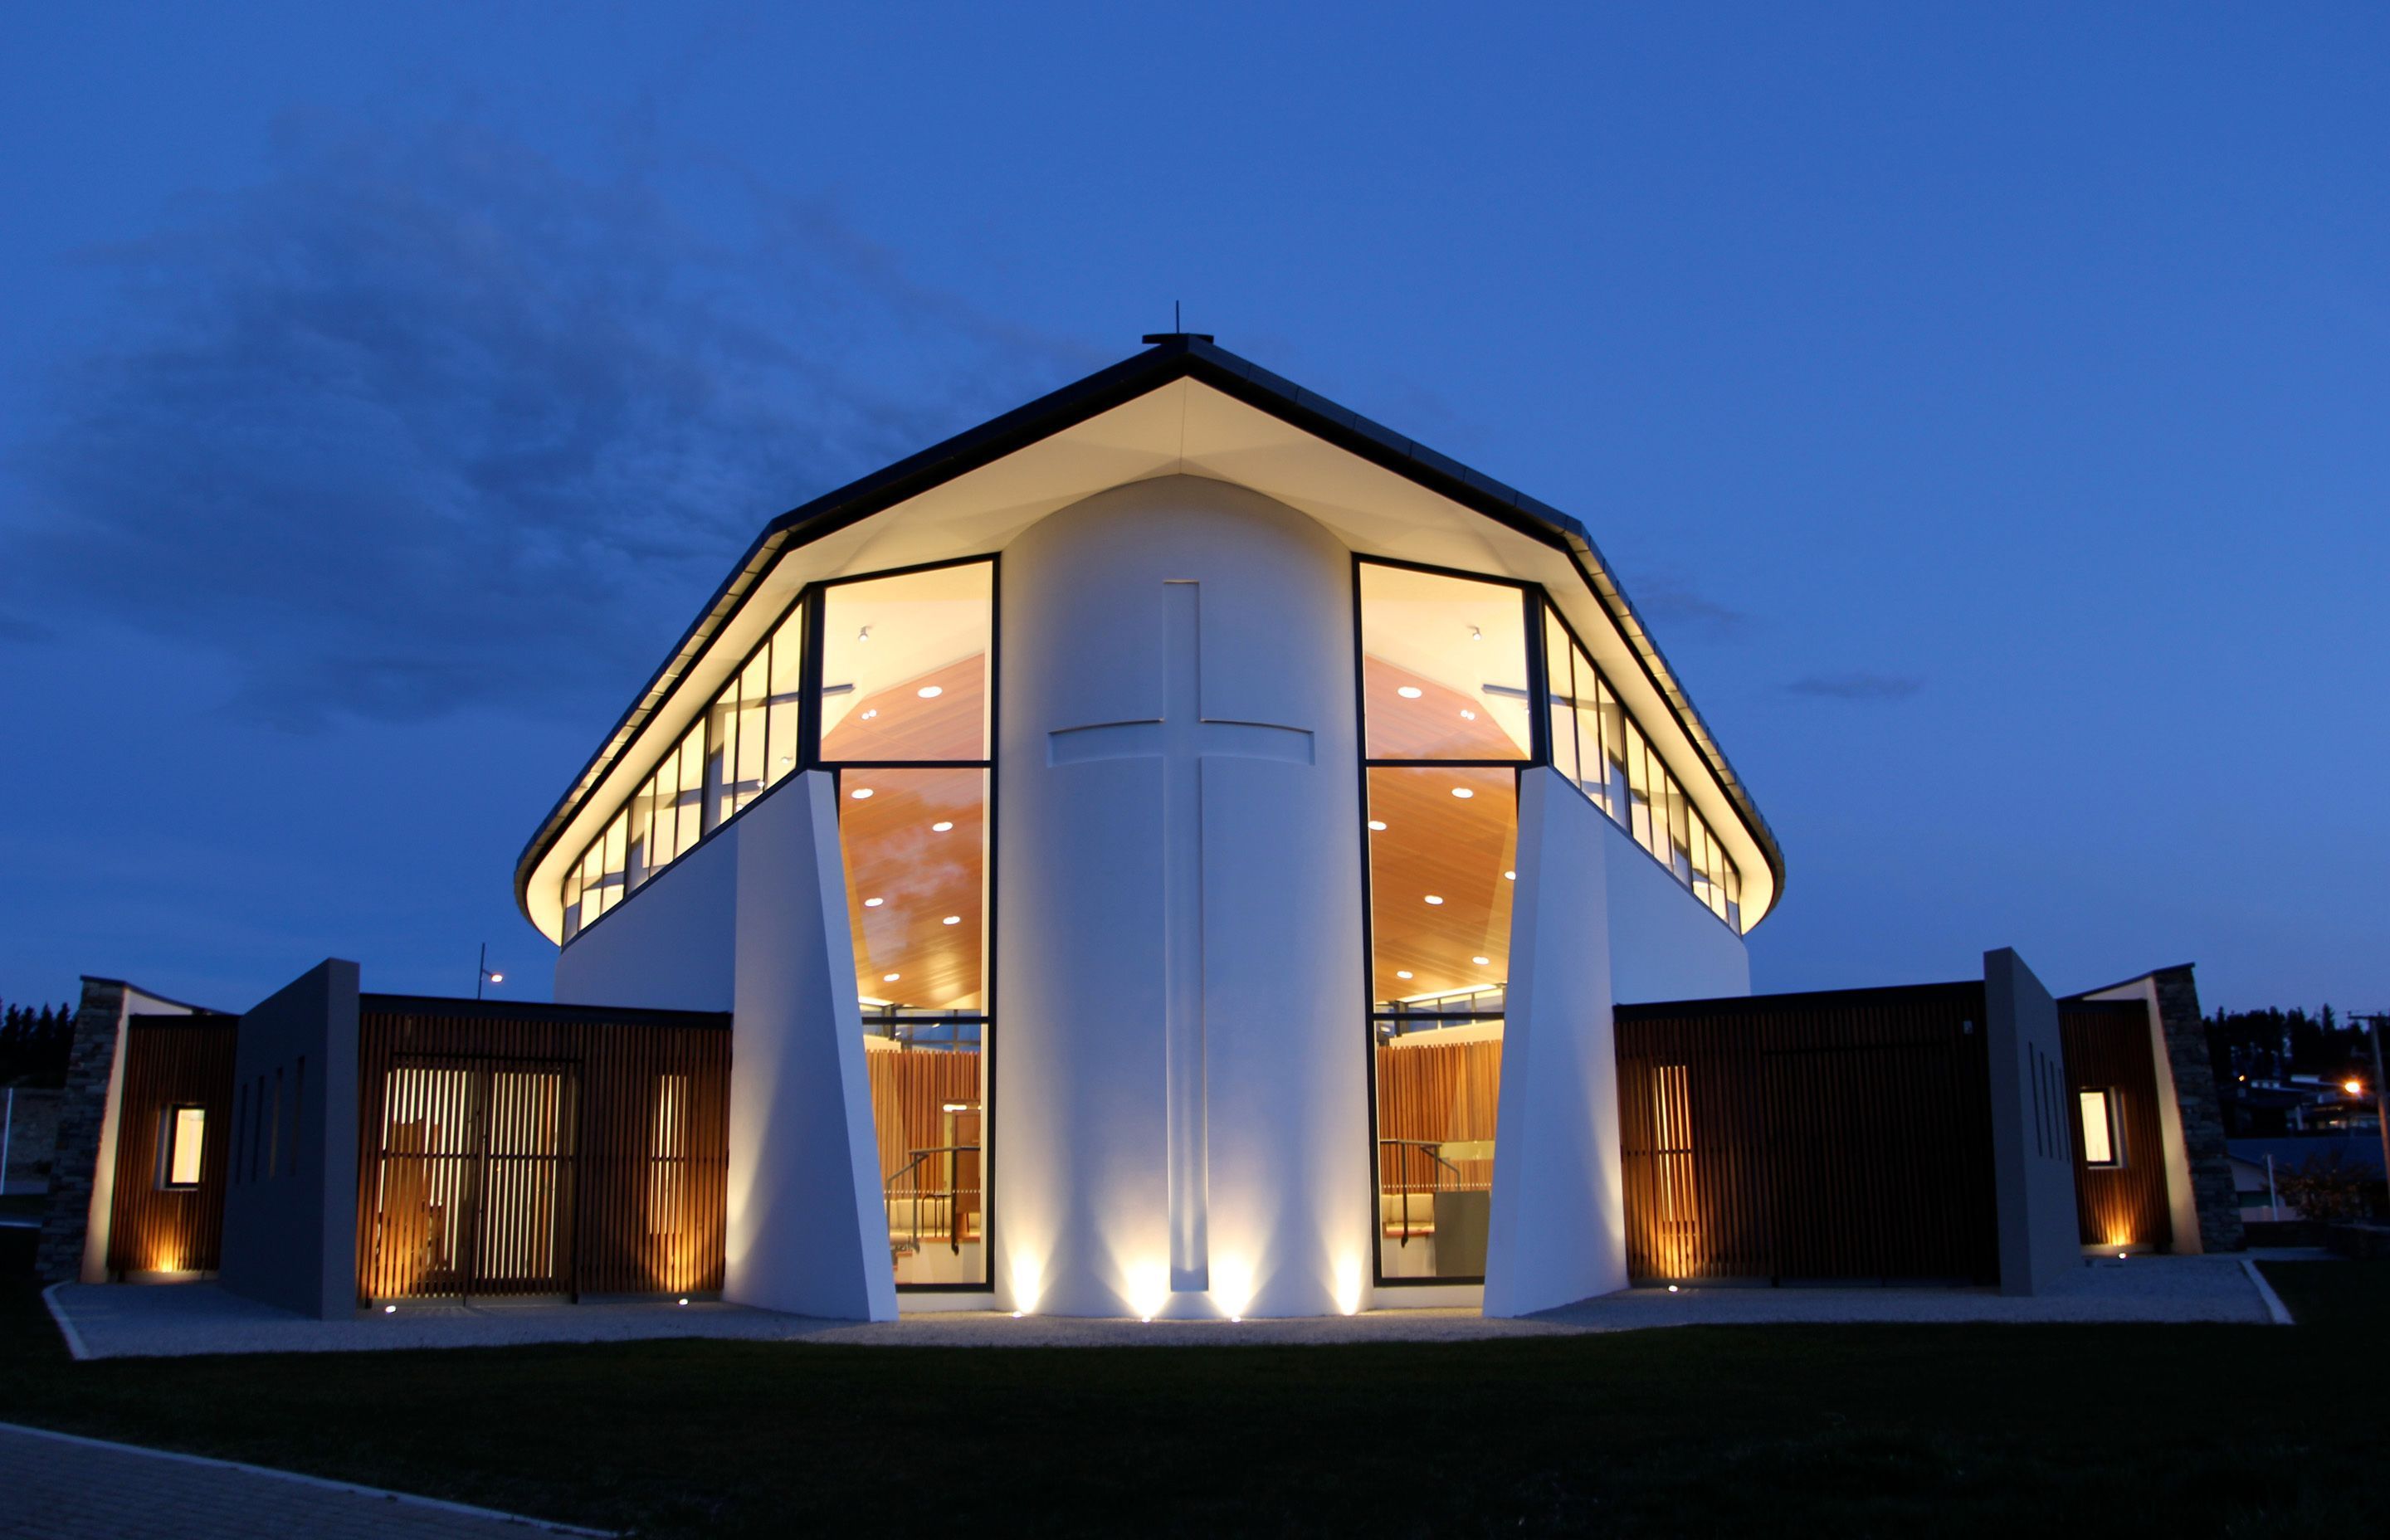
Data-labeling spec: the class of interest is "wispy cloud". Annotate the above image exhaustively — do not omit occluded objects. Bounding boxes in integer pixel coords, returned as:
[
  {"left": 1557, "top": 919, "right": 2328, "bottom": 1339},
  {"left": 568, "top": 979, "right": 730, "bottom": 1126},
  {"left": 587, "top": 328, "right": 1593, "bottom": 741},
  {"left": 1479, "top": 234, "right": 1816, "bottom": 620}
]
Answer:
[
  {"left": 1631, "top": 573, "right": 1748, "bottom": 636},
  {"left": 1786, "top": 671, "right": 1925, "bottom": 700},
  {"left": 2, "top": 115, "right": 1092, "bottom": 728}
]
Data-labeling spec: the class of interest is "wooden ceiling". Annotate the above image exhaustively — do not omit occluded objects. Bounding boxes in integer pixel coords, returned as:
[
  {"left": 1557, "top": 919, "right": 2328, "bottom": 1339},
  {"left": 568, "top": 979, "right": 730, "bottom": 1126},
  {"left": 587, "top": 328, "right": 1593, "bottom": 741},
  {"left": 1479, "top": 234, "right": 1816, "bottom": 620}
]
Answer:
[
  {"left": 832, "top": 652, "right": 990, "bottom": 1011},
  {"left": 1366, "top": 763, "right": 1516, "bottom": 1006},
  {"left": 822, "top": 653, "right": 987, "bottom": 763},
  {"left": 1362, "top": 655, "right": 1529, "bottom": 761}
]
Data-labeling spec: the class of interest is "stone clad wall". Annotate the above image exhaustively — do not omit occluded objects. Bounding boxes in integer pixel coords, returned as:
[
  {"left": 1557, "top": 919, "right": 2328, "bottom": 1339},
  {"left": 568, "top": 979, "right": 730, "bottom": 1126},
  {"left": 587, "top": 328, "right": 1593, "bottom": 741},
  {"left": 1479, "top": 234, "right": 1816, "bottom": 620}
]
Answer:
[
  {"left": 35, "top": 980, "right": 126, "bottom": 1282},
  {"left": 2152, "top": 965, "right": 2245, "bottom": 1252}
]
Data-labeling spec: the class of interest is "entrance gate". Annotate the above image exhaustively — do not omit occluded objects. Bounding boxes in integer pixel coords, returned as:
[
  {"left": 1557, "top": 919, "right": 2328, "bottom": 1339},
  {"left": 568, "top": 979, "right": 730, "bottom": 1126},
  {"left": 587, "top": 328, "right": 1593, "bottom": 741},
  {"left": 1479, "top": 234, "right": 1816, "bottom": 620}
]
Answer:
[{"left": 361, "top": 1056, "right": 579, "bottom": 1301}]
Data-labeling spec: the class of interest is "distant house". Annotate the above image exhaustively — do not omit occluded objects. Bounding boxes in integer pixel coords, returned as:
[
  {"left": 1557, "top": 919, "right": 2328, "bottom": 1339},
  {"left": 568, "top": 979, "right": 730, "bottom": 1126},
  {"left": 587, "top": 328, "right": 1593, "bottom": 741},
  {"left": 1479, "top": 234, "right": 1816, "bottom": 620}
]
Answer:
[{"left": 2227, "top": 1135, "right": 2384, "bottom": 1221}]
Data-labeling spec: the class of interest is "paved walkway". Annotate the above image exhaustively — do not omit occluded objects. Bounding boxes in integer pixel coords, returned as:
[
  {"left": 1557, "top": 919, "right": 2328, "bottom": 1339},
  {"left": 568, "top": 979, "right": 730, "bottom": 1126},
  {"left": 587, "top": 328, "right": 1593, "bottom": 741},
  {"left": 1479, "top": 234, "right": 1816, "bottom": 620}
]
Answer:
[
  {"left": 0, "top": 1423, "right": 602, "bottom": 1538},
  {"left": 46, "top": 1253, "right": 2291, "bottom": 1358}
]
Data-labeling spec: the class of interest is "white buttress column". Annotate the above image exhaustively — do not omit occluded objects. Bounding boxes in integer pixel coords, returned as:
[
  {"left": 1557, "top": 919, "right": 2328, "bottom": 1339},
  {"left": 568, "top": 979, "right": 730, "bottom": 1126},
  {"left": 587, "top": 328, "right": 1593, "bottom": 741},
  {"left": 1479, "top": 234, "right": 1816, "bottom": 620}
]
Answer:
[{"left": 996, "top": 475, "right": 1369, "bottom": 1318}]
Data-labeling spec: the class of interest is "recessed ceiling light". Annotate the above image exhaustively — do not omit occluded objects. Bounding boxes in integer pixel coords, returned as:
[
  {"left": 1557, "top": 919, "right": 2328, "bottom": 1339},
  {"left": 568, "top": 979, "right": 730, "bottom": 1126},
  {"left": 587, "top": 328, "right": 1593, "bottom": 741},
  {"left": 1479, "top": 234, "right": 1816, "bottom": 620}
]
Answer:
[
  {"left": 931, "top": 821, "right": 954, "bottom": 832},
  {"left": 942, "top": 915, "right": 962, "bottom": 926},
  {"left": 1473, "top": 956, "right": 1491, "bottom": 966},
  {"left": 918, "top": 685, "right": 944, "bottom": 699},
  {"left": 1460, "top": 709, "right": 1477, "bottom": 720},
  {"left": 1397, "top": 686, "right": 1423, "bottom": 699},
  {"left": 1396, "top": 970, "right": 1413, "bottom": 980},
  {"left": 1450, "top": 787, "right": 1474, "bottom": 799},
  {"left": 1423, "top": 894, "right": 1444, "bottom": 905},
  {"left": 1368, "top": 820, "right": 1388, "bottom": 831},
  {"left": 1504, "top": 870, "right": 1515, "bottom": 880},
  {"left": 864, "top": 897, "right": 884, "bottom": 908},
  {"left": 884, "top": 972, "right": 900, "bottom": 982},
  {"left": 850, "top": 787, "right": 874, "bottom": 799},
  {"left": 861, "top": 709, "right": 879, "bottom": 720},
  {"left": 778, "top": 754, "right": 793, "bottom": 768}
]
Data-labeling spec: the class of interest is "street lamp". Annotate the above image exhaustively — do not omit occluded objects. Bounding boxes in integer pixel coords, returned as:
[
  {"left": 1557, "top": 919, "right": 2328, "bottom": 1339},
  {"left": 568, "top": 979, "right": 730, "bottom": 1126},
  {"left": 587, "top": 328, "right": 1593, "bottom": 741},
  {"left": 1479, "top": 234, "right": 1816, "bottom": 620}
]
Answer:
[{"left": 477, "top": 942, "right": 505, "bottom": 1001}]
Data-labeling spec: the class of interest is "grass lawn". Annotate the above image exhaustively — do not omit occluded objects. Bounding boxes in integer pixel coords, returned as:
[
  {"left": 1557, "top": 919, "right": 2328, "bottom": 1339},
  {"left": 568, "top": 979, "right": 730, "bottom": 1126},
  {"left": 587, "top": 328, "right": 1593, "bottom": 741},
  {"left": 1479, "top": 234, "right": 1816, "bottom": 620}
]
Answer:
[{"left": 2, "top": 1231, "right": 2379, "bottom": 1538}]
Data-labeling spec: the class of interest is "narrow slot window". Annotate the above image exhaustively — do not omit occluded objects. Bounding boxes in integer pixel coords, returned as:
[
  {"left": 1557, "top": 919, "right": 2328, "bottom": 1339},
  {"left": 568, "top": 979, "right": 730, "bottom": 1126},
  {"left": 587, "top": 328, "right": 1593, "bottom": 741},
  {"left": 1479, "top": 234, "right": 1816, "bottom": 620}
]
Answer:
[
  {"left": 2078, "top": 1089, "right": 2122, "bottom": 1167},
  {"left": 162, "top": 1105, "right": 207, "bottom": 1189}
]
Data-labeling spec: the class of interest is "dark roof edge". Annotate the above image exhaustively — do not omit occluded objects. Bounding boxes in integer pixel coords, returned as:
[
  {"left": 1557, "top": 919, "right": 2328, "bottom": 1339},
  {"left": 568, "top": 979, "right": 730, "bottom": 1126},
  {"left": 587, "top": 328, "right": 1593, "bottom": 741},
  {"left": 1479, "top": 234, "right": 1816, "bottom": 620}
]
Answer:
[
  {"left": 513, "top": 337, "right": 1787, "bottom": 921},
  {"left": 361, "top": 992, "right": 731, "bottom": 1026}
]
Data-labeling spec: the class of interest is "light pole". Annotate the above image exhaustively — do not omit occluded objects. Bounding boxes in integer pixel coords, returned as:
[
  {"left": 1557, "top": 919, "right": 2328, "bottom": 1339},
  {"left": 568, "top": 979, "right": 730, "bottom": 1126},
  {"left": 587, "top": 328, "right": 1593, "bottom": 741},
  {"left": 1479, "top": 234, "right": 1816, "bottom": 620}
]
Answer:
[
  {"left": 2354, "top": 1013, "right": 2390, "bottom": 1197},
  {"left": 476, "top": 943, "right": 505, "bottom": 1001}
]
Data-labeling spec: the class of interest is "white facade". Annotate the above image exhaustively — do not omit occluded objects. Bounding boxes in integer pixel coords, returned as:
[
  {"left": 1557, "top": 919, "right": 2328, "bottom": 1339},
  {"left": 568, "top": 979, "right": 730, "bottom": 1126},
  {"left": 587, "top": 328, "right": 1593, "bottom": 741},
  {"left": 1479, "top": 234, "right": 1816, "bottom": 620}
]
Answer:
[{"left": 530, "top": 340, "right": 1774, "bottom": 1318}]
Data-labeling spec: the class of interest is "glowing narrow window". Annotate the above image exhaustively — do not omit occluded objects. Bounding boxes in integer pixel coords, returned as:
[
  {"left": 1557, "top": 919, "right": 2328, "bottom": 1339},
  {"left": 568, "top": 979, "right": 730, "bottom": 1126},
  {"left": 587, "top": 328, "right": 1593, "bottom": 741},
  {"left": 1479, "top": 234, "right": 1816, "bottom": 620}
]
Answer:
[
  {"left": 163, "top": 1106, "right": 206, "bottom": 1188},
  {"left": 2078, "top": 1089, "right": 2121, "bottom": 1167}
]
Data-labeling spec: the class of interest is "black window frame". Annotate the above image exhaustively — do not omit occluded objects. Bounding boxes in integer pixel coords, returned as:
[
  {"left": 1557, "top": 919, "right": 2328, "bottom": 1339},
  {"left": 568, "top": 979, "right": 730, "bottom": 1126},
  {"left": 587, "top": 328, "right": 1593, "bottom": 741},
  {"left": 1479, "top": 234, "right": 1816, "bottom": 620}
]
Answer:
[
  {"left": 159, "top": 1102, "right": 207, "bottom": 1192},
  {"left": 558, "top": 552, "right": 1002, "bottom": 1295}
]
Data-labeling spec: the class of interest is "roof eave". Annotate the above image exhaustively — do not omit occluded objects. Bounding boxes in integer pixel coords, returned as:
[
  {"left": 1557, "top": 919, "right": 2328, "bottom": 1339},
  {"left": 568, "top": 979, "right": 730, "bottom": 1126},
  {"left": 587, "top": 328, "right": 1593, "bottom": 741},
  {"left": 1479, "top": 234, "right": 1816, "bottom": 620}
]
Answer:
[{"left": 514, "top": 337, "right": 1787, "bottom": 924}]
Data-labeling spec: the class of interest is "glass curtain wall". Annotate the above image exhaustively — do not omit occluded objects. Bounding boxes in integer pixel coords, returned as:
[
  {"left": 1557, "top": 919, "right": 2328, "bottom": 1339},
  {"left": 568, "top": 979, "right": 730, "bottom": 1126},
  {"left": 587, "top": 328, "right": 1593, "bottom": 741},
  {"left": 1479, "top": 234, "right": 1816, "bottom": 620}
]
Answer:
[
  {"left": 1359, "top": 563, "right": 1531, "bottom": 1282},
  {"left": 563, "top": 603, "right": 806, "bottom": 939},
  {"left": 821, "top": 562, "right": 994, "bottom": 1289},
  {"left": 1541, "top": 605, "right": 1741, "bottom": 928},
  {"left": 552, "top": 557, "right": 998, "bottom": 1291}
]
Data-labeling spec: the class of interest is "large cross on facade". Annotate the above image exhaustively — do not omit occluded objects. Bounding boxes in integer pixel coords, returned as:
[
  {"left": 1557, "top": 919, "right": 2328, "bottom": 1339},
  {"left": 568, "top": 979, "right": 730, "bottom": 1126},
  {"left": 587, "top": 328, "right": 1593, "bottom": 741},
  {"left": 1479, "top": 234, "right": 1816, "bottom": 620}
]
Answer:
[{"left": 1046, "top": 581, "right": 1314, "bottom": 1293}]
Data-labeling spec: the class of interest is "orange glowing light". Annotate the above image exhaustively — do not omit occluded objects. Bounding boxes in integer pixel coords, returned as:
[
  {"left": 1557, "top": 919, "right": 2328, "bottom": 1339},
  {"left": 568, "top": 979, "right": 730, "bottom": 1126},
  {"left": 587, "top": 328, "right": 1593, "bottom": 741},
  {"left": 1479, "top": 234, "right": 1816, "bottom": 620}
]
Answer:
[{"left": 2344, "top": 1079, "right": 2364, "bottom": 1096}]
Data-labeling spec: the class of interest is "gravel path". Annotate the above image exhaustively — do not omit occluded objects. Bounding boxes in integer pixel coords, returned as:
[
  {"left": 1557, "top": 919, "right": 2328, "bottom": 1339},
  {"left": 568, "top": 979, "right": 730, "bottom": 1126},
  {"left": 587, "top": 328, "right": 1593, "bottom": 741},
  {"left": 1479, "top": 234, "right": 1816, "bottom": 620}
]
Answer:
[{"left": 46, "top": 1254, "right": 2285, "bottom": 1360}]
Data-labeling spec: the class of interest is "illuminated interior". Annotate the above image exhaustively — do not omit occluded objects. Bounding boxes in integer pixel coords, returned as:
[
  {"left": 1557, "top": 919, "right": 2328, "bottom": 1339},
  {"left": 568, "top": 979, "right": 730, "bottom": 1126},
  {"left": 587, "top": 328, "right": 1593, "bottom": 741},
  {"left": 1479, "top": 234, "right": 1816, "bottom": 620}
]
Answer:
[
  {"left": 163, "top": 1105, "right": 207, "bottom": 1189},
  {"left": 1361, "top": 564, "right": 1524, "bottom": 1282},
  {"left": 2078, "top": 1089, "right": 2121, "bottom": 1168},
  {"left": 822, "top": 563, "right": 993, "bottom": 1289}
]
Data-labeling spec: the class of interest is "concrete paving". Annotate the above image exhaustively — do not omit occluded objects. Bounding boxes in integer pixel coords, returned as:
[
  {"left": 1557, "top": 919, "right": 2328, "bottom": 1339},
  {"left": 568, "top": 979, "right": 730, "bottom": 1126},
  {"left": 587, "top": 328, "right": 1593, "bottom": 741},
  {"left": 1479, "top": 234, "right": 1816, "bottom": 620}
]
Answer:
[
  {"left": 0, "top": 1422, "right": 602, "bottom": 1538},
  {"left": 46, "top": 1253, "right": 2290, "bottom": 1359}
]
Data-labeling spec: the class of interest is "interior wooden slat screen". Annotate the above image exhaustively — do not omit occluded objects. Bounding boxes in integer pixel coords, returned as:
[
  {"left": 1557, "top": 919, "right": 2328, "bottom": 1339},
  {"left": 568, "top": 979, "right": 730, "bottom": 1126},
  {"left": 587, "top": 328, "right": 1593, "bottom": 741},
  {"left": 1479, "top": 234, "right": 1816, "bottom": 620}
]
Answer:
[
  {"left": 1373, "top": 1039, "right": 1501, "bottom": 1196},
  {"left": 354, "top": 997, "right": 730, "bottom": 1304},
  {"left": 106, "top": 1015, "right": 238, "bottom": 1276},
  {"left": 1615, "top": 983, "right": 1998, "bottom": 1284},
  {"left": 866, "top": 1048, "right": 982, "bottom": 1253},
  {"left": 2059, "top": 1001, "right": 2173, "bottom": 1250}
]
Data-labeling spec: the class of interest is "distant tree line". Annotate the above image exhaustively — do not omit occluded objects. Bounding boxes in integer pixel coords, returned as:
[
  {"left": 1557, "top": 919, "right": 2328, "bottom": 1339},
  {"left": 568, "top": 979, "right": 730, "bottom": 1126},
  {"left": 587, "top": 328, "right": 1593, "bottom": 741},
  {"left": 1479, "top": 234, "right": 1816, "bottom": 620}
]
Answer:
[
  {"left": 2206, "top": 1003, "right": 2373, "bottom": 1089},
  {"left": 1, "top": 1000, "right": 77, "bottom": 1084}
]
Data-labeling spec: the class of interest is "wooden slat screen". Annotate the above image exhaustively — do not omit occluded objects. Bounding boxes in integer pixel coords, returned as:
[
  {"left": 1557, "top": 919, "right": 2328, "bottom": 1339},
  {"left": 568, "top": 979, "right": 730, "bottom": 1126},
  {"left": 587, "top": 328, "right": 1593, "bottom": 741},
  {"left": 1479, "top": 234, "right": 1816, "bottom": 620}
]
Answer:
[
  {"left": 2059, "top": 1001, "right": 2173, "bottom": 1250},
  {"left": 106, "top": 1016, "right": 238, "bottom": 1276},
  {"left": 1615, "top": 984, "right": 1999, "bottom": 1284},
  {"left": 354, "top": 998, "right": 730, "bottom": 1303},
  {"left": 1373, "top": 1039, "right": 1502, "bottom": 1196},
  {"left": 865, "top": 1047, "right": 982, "bottom": 1255}
]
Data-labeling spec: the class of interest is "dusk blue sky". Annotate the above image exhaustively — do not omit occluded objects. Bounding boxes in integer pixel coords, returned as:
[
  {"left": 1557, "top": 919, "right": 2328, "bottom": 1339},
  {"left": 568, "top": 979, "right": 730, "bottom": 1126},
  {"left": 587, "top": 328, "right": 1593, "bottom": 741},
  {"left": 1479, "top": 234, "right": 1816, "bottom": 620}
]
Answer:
[{"left": 2, "top": 4, "right": 2382, "bottom": 1016}]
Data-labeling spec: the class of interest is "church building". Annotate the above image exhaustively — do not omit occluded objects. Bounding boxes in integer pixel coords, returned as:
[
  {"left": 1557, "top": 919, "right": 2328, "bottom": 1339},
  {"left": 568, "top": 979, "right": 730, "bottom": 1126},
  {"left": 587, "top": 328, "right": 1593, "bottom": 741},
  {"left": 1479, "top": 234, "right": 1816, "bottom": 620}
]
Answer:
[{"left": 39, "top": 335, "right": 2245, "bottom": 1321}]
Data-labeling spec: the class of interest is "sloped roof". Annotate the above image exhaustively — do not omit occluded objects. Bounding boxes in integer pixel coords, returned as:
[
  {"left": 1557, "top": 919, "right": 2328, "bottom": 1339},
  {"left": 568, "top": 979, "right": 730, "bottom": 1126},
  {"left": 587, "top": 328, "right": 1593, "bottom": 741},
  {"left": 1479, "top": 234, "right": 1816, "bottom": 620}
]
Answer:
[{"left": 515, "top": 334, "right": 1784, "bottom": 927}]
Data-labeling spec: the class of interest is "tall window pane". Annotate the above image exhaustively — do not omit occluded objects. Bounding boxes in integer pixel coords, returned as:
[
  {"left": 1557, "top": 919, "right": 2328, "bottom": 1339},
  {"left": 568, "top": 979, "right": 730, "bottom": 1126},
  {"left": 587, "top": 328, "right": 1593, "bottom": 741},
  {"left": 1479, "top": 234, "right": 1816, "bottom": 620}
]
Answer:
[
  {"left": 840, "top": 767, "right": 988, "bottom": 1011},
  {"left": 820, "top": 564, "right": 992, "bottom": 762},
  {"left": 707, "top": 682, "right": 740, "bottom": 828},
  {"left": 867, "top": 1022, "right": 983, "bottom": 1286},
  {"left": 1365, "top": 766, "right": 1516, "bottom": 1001},
  {"left": 1358, "top": 565, "right": 1531, "bottom": 760},
  {"left": 1365, "top": 764, "right": 1514, "bottom": 1283},
  {"left": 1544, "top": 609, "right": 1579, "bottom": 788},
  {"left": 765, "top": 605, "right": 804, "bottom": 787}
]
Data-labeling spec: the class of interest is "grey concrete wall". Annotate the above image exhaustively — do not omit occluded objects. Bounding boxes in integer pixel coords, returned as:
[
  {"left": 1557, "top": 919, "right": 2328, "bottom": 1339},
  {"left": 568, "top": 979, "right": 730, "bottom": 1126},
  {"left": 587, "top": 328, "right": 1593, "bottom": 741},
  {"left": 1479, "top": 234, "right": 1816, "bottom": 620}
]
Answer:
[
  {"left": 1985, "top": 948, "right": 2080, "bottom": 1295},
  {"left": 218, "top": 961, "right": 360, "bottom": 1319},
  {"left": 1602, "top": 820, "right": 1750, "bottom": 1006},
  {"left": 552, "top": 826, "right": 739, "bottom": 1011}
]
